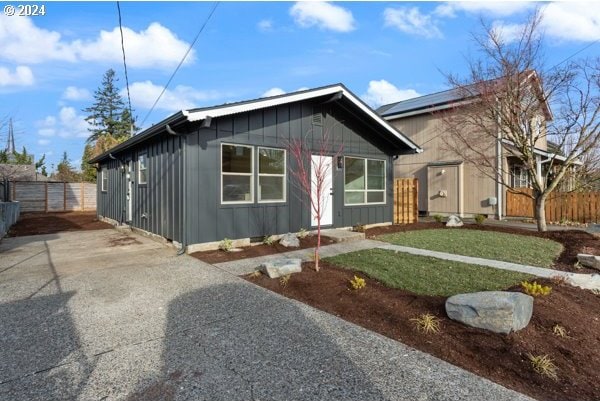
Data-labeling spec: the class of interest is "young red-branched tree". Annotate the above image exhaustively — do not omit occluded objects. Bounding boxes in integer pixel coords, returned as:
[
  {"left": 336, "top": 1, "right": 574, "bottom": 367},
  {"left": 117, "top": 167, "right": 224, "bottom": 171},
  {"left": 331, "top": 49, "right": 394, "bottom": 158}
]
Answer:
[
  {"left": 288, "top": 128, "right": 342, "bottom": 272},
  {"left": 441, "top": 10, "right": 600, "bottom": 231}
]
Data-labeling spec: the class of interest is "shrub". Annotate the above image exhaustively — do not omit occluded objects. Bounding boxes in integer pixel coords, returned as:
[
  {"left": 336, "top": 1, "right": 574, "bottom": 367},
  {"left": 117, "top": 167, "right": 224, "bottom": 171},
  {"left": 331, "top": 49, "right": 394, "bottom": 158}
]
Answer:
[
  {"left": 552, "top": 324, "right": 568, "bottom": 338},
  {"left": 263, "top": 235, "right": 274, "bottom": 245},
  {"left": 474, "top": 214, "right": 486, "bottom": 224},
  {"left": 353, "top": 223, "right": 365, "bottom": 233},
  {"left": 521, "top": 281, "right": 552, "bottom": 297},
  {"left": 297, "top": 228, "right": 309, "bottom": 239},
  {"left": 349, "top": 275, "right": 366, "bottom": 290},
  {"left": 279, "top": 274, "right": 291, "bottom": 288},
  {"left": 528, "top": 354, "right": 558, "bottom": 380},
  {"left": 410, "top": 313, "right": 441, "bottom": 334},
  {"left": 433, "top": 214, "right": 444, "bottom": 223},
  {"left": 219, "top": 238, "right": 233, "bottom": 252}
]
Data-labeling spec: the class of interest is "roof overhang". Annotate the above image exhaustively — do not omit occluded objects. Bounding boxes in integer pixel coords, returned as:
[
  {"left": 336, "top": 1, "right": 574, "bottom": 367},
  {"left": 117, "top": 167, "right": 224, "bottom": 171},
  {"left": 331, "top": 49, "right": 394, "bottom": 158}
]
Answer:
[{"left": 89, "top": 84, "right": 422, "bottom": 164}]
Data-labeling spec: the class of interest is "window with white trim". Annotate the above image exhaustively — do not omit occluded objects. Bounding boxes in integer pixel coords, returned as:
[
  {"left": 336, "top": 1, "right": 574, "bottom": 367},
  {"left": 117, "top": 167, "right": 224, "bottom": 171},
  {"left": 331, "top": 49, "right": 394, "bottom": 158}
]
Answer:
[
  {"left": 344, "top": 157, "right": 386, "bottom": 205},
  {"left": 221, "top": 144, "right": 253, "bottom": 203},
  {"left": 138, "top": 153, "right": 147, "bottom": 185},
  {"left": 510, "top": 164, "right": 530, "bottom": 188},
  {"left": 101, "top": 168, "right": 108, "bottom": 192},
  {"left": 258, "top": 147, "right": 286, "bottom": 202}
]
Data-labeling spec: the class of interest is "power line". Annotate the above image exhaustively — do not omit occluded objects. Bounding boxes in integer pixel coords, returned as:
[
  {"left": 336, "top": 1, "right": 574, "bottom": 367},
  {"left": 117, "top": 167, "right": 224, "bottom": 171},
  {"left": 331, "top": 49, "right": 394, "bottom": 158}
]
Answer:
[
  {"left": 116, "top": 1, "right": 134, "bottom": 135},
  {"left": 549, "top": 38, "right": 600, "bottom": 71},
  {"left": 140, "top": 1, "right": 220, "bottom": 128}
]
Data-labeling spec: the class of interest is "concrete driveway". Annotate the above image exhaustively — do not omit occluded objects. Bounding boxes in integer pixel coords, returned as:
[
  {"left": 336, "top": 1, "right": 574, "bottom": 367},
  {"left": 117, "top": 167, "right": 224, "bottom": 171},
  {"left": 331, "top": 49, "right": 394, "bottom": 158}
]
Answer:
[{"left": 0, "top": 229, "right": 532, "bottom": 401}]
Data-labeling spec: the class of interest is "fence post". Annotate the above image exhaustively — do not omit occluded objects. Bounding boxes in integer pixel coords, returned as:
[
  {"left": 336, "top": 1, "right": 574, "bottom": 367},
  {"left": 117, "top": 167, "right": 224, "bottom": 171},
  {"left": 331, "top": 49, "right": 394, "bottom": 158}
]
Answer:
[
  {"left": 81, "top": 183, "right": 85, "bottom": 211},
  {"left": 44, "top": 182, "right": 48, "bottom": 212},
  {"left": 63, "top": 182, "right": 67, "bottom": 212}
]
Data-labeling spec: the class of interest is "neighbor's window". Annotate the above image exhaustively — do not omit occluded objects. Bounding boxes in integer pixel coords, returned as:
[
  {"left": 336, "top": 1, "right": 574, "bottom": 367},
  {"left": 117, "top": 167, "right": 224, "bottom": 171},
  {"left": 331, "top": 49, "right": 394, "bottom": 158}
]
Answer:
[
  {"left": 344, "top": 157, "right": 385, "bottom": 205},
  {"left": 258, "top": 147, "right": 286, "bottom": 202},
  {"left": 101, "top": 168, "right": 108, "bottom": 192},
  {"left": 511, "top": 165, "right": 530, "bottom": 188},
  {"left": 221, "top": 144, "right": 253, "bottom": 203},
  {"left": 138, "top": 153, "right": 147, "bottom": 185}
]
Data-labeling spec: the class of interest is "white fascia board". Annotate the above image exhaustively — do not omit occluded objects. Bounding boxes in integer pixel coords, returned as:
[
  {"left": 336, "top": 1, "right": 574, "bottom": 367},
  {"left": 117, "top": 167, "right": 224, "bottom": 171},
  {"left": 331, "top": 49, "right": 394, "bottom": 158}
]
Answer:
[{"left": 182, "top": 86, "right": 422, "bottom": 153}]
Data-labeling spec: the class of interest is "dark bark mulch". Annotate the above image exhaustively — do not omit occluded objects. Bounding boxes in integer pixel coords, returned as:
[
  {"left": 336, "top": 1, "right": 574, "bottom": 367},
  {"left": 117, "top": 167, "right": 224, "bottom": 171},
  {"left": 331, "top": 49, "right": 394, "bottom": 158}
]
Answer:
[
  {"left": 190, "top": 235, "right": 335, "bottom": 264},
  {"left": 247, "top": 261, "right": 600, "bottom": 401},
  {"left": 7, "top": 212, "right": 112, "bottom": 237},
  {"left": 365, "top": 222, "right": 600, "bottom": 274}
]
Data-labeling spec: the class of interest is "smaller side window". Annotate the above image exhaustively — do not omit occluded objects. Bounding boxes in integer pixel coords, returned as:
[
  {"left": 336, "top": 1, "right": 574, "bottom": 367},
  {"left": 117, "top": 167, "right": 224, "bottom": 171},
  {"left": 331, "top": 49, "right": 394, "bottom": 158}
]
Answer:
[
  {"left": 101, "top": 168, "right": 108, "bottom": 192},
  {"left": 138, "top": 154, "right": 147, "bottom": 185}
]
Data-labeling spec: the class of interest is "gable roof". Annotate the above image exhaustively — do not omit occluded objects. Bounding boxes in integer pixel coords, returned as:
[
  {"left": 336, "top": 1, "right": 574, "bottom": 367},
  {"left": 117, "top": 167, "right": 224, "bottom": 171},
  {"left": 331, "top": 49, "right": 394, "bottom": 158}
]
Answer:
[
  {"left": 378, "top": 71, "right": 552, "bottom": 120},
  {"left": 90, "top": 84, "right": 422, "bottom": 163}
]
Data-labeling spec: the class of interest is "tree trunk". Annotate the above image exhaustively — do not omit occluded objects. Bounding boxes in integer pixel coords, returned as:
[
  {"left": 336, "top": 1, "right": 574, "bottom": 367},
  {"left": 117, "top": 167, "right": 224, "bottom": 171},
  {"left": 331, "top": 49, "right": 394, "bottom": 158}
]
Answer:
[
  {"left": 315, "top": 226, "right": 320, "bottom": 272},
  {"left": 534, "top": 195, "right": 548, "bottom": 232}
]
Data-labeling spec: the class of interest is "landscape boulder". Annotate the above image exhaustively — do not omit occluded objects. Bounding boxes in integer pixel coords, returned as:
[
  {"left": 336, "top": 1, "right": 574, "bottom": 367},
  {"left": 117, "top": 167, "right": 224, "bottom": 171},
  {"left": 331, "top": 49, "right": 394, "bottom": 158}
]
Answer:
[
  {"left": 445, "top": 291, "right": 533, "bottom": 334},
  {"left": 577, "top": 254, "right": 600, "bottom": 271},
  {"left": 279, "top": 233, "right": 300, "bottom": 248},
  {"left": 261, "top": 258, "right": 302, "bottom": 279},
  {"left": 446, "top": 215, "right": 463, "bottom": 227}
]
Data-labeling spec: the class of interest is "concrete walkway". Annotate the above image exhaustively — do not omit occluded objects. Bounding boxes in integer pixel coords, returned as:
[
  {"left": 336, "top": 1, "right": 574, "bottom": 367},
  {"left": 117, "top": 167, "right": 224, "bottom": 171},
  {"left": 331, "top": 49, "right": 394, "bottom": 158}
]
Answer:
[{"left": 0, "top": 229, "right": 533, "bottom": 401}]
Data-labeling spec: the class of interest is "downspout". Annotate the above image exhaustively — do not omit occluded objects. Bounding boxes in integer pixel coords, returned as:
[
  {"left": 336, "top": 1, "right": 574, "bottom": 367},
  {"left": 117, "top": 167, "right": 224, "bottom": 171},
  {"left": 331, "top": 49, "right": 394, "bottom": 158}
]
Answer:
[
  {"left": 167, "top": 123, "right": 188, "bottom": 255},
  {"left": 496, "top": 101, "right": 503, "bottom": 221}
]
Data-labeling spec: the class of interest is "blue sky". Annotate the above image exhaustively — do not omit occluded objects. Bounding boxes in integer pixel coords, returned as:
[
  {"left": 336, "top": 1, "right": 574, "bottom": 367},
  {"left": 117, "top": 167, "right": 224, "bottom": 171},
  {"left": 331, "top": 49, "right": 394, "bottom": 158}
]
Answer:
[{"left": 0, "top": 1, "right": 599, "bottom": 171}]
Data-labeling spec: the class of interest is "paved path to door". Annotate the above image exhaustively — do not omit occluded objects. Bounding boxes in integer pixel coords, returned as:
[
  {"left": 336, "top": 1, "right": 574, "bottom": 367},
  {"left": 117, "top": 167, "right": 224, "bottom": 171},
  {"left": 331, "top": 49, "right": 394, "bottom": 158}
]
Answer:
[{"left": 0, "top": 229, "right": 532, "bottom": 401}]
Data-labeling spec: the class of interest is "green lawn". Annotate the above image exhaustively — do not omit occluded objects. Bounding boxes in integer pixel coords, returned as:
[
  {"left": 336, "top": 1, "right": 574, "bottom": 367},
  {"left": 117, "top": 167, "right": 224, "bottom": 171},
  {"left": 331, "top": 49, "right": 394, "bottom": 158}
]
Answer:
[
  {"left": 325, "top": 249, "right": 533, "bottom": 296},
  {"left": 378, "top": 229, "right": 562, "bottom": 268}
]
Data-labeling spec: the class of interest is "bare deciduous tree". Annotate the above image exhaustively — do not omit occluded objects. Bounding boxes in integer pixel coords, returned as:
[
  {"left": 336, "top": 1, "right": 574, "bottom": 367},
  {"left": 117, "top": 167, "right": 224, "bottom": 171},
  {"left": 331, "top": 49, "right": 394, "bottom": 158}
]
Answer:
[
  {"left": 288, "top": 128, "right": 342, "bottom": 272},
  {"left": 442, "top": 10, "right": 600, "bottom": 231}
]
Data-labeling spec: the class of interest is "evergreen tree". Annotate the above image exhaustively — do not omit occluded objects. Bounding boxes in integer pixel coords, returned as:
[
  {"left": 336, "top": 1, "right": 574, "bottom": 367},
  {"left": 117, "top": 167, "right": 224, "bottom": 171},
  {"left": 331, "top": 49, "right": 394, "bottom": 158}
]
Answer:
[
  {"left": 55, "top": 151, "right": 81, "bottom": 182},
  {"left": 35, "top": 154, "right": 46, "bottom": 173},
  {"left": 83, "top": 69, "right": 136, "bottom": 142},
  {"left": 81, "top": 144, "right": 97, "bottom": 182}
]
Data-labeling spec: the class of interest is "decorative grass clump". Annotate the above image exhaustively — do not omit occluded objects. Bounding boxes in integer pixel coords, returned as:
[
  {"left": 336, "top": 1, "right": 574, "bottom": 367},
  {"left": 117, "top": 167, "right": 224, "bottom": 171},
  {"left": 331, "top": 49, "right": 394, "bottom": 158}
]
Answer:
[
  {"left": 528, "top": 353, "right": 558, "bottom": 380},
  {"left": 349, "top": 275, "right": 366, "bottom": 290},
  {"left": 411, "top": 313, "right": 441, "bottom": 334},
  {"left": 522, "top": 281, "right": 552, "bottom": 297}
]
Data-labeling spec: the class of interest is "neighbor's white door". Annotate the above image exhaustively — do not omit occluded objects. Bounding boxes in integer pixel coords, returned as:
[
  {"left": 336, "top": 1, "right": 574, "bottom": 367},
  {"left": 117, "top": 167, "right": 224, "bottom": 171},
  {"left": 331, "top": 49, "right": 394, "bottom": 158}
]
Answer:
[
  {"left": 126, "top": 161, "right": 133, "bottom": 222},
  {"left": 311, "top": 155, "right": 333, "bottom": 227}
]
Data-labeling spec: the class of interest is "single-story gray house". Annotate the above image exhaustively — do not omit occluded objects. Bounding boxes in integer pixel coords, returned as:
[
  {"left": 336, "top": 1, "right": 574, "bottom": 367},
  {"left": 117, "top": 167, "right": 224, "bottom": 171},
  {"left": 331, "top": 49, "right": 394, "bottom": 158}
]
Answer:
[{"left": 90, "top": 84, "right": 421, "bottom": 252}]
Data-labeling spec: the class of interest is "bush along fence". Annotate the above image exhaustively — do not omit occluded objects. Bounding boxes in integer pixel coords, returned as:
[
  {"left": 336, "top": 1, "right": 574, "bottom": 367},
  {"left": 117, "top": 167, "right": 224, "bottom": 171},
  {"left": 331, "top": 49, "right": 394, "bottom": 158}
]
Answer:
[
  {"left": 8, "top": 181, "right": 96, "bottom": 213},
  {"left": 506, "top": 188, "right": 600, "bottom": 224},
  {"left": 0, "top": 201, "right": 20, "bottom": 238},
  {"left": 394, "top": 178, "right": 418, "bottom": 224}
]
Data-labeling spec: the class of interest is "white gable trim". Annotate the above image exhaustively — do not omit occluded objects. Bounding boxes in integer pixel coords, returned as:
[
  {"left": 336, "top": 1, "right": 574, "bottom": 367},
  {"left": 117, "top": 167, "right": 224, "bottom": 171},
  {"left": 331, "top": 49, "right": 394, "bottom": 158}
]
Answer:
[{"left": 183, "top": 85, "right": 422, "bottom": 153}]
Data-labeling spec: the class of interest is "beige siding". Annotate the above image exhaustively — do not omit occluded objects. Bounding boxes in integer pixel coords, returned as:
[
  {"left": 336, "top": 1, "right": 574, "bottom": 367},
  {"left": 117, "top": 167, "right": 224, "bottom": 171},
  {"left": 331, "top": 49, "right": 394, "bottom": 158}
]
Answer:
[{"left": 427, "top": 165, "right": 459, "bottom": 214}]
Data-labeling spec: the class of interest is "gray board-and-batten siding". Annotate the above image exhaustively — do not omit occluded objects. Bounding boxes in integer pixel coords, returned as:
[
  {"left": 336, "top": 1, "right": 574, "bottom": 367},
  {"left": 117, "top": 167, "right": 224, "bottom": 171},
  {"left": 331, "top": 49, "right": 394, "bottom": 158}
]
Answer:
[{"left": 95, "top": 92, "right": 416, "bottom": 248}]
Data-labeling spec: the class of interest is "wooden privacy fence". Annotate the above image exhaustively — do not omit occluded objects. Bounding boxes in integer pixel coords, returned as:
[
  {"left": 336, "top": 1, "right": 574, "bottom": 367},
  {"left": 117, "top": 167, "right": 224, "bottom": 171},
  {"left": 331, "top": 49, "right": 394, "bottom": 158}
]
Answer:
[
  {"left": 10, "top": 181, "right": 96, "bottom": 212},
  {"left": 393, "top": 178, "right": 418, "bottom": 224},
  {"left": 506, "top": 188, "right": 600, "bottom": 223}
]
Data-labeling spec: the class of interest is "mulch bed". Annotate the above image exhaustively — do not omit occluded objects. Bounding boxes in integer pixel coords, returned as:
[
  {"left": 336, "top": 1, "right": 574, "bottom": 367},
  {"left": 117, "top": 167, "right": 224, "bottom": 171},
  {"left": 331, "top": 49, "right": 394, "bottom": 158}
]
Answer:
[
  {"left": 8, "top": 211, "right": 112, "bottom": 237},
  {"left": 247, "top": 261, "right": 600, "bottom": 401},
  {"left": 365, "top": 222, "right": 600, "bottom": 274},
  {"left": 190, "top": 235, "right": 336, "bottom": 264}
]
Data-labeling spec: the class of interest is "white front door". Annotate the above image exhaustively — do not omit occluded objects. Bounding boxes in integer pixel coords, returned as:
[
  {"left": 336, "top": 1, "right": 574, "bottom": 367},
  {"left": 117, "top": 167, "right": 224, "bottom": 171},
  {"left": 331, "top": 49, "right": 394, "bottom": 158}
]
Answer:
[
  {"left": 126, "top": 161, "right": 133, "bottom": 222},
  {"left": 311, "top": 155, "right": 333, "bottom": 227}
]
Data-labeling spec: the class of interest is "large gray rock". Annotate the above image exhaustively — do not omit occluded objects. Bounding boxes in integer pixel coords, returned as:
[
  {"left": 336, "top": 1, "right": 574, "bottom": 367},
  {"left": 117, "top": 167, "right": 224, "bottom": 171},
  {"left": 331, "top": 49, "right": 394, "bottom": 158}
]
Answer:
[
  {"left": 446, "top": 215, "right": 463, "bottom": 227},
  {"left": 261, "top": 258, "right": 302, "bottom": 278},
  {"left": 577, "top": 254, "right": 600, "bottom": 271},
  {"left": 445, "top": 291, "right": 533, "bottom": 334},
  {"left": 279, "top": 232, "right": 300, "bottom": 248}
]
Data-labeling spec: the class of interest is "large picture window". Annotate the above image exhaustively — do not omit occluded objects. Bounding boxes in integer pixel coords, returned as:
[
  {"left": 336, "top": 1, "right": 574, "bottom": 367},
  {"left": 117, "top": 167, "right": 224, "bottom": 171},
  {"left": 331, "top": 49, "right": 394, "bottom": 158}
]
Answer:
[
  {"left": 344, "top": 157, "right": 385, "bottom": 205},
  {"left": 258, "top": 147, "right": 286, "bottom": 202},
  {"left": 222, "top": 144, "right": 253, "bottom": 203},
  {"left": 101, "top": 168, "right": 108, "bottom": 192},
  {"left": 138, "top": 154, "right": 147, "bottom": 185}
]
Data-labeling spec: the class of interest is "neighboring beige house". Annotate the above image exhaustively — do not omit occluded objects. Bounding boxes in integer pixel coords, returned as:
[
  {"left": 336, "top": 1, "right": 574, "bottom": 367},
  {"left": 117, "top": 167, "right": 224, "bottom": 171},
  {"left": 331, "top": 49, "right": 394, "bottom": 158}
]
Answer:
[{"left": 377, "top": 85, "right": 566, "bottom": 219}]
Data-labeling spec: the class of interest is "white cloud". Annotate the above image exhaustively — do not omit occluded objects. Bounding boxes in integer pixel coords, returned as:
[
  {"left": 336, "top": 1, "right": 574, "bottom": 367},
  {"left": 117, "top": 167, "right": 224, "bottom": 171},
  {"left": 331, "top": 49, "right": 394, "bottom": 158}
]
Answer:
[
  {"left": 0, "top": 65, "right": 34, "bottom": 86},
  {"left": 37, "top": 107, "right": 90, "bottom": 139},
  {"left": 540, "top": 2, "right": 600, "bottom": 42},
  {"left": 0, "top": 15, "right": 193, "bottom": 68},
  {"left": 290, "top": 2, "right": 356, "bottom": 32},
  {"left": 362, "top": 80, "right": 420, "bottom": 108},
  {"left": 257, "top": 19, "right": 273, "bottom": 32},
  {"left": 261, "top": 87, "right": 286, "bottom": 97},
  {"left": 37, "top": 139, "right": 50, "bottom": 146},
  {"left": 62, "top": 86, "right": 91, "bottom": 101},
  {"left": 434, "top": 2, "right": 532, "bottom": 18},
  {"left": 384, "top": 7, "right": 443, "bottom": 39},
  {"left": 128, "top": 81, "right": 226, "bottom": 112}
]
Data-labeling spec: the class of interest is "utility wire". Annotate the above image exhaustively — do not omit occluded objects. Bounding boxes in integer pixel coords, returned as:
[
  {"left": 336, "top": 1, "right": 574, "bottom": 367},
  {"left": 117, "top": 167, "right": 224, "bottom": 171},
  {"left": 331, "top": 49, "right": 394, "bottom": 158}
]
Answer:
[
  {"left": 140, "top": 1, "right": 220, "bottom": 128},
  {"left": 549, "top": 38, "right": 600, "bottom": 71},
  {"left": 117, "top": 1, "right": 134, "bottom": 135}
]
